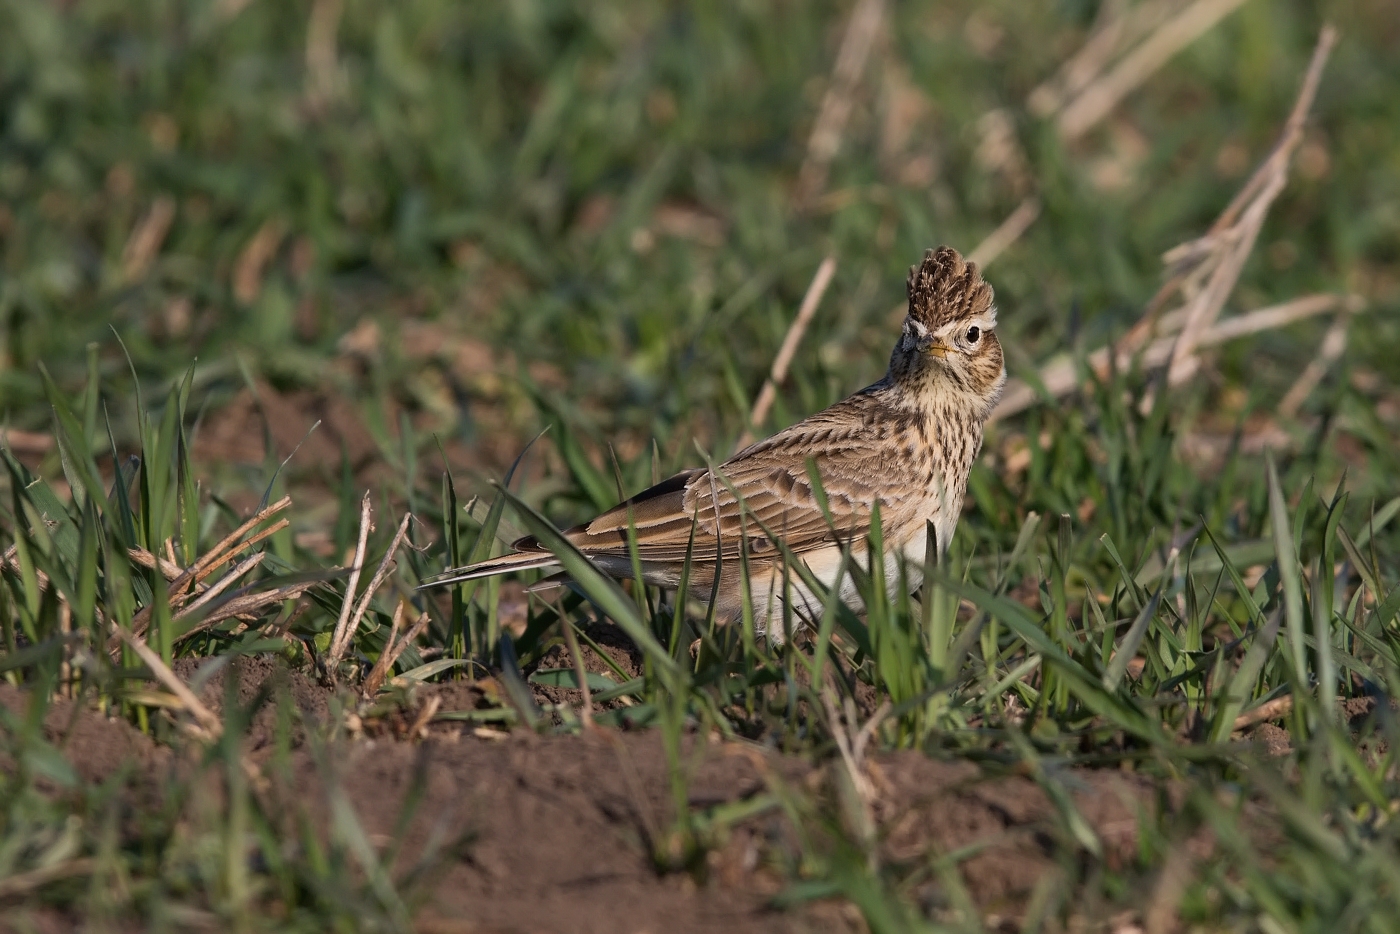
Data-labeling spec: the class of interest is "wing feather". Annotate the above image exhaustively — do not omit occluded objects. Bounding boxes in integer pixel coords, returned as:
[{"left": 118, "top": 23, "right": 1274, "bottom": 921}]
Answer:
[{"left": 536, "top": 390, "right": 921, "bottom": 564}]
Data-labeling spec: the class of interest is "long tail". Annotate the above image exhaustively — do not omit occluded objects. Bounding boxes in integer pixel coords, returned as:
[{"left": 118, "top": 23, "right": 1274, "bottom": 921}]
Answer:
[{"left": 417, "top": 550, "right": 561, "bottom": 589}]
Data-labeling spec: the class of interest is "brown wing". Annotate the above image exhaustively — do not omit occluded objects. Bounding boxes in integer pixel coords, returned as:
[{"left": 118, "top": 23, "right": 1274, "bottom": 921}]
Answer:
[{"left": 540, "top": 387, "right": 925, "bottom": 563}]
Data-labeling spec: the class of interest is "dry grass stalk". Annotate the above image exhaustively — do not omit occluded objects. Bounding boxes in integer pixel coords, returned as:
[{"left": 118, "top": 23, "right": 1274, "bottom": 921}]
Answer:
[
  {"left": 148, "top": 497, "right": 292, "bottom": 596},
  {"left": 1160, "top": 25, "right": 1336, "bottom": 386},
  {"left": 1144, "top": 846, "right": 1192, "bottom": 934},
  {"left": 233, "top": 218, "right": 285, "bottom": 304},
  {"left": 331, "top": 510, "right": 414, "bottom": 667},
  {"left": 327, "top": 492, "right": 373, "bottom": 665},
  {"left": 172, "top": 552, "right": 266, "bottom": 622},
  {"left": 991, "top": 292, "right": 1356, "bottom": 421},
  {"left": 993, "top": 25, "right": 1339, "bottom": 423},
  {"left": 304, "top": 0, "right": 346, "bottom": 110},
  {"left": 20, "top": 505, "right": 285, "bottom": 626},
  {"left": 214, "top": 0, "right": 255, "bottom": 22},
  {"left": 194, "top": 517, "right": 289, "bottom": 584},
  {"left": 1056, "top": 0, "right": 1252, "bottom": 141},
  {"left": 0, "top": 859, "right": 98, "bottom": 900},
  {"left": 794, "top": 0, "right": 886, "bottom": 208},
  {"left": 966, "top": 197, "right": 1041, "bottom": 269},
  {"left": 114, "top": 497, "right": 292, "bottom": 646},
  {"left": 195, "top": 496, "right": 293, "bottom": 572},
  {"left": 970, "top": 0, "right": 1254, "bottom": 272},
  {"left": 126, "top": 547, "right": 186, "bottom": 580},
  {"left": 58, "top": 601, "right": 72, "bottom": 699},
  {"left": 407, "top": 694, "right": 441, "bottom": 741},
  {"left": 1028, "top": 0, "right": 1176, "bottom": 119},
  {"left": 1278, "top": 312, "right": 1351, "bottom": 418},
  {"left": 174, "top": 579, "right": 322, "bottom": 644},
  {"left": 363, "top": 602, "right": 435, "bottom": 697},
  {"left": 121, "top": 195, "right": 177, "bottom": 283},
  {"left": 362, "top": 600, "right": 406, "bottom": 696},
  {"left": 111, "top": 625, "right": 222, "bottom": 740},
  {"left": 1233, "top": 694, "right": 1293, "bottom": 731},
  {"left": 372, "top": 611, "right": 431, "bottom": 693},
  {"left": 737, "top": 256, "right": 838, "bottom": 449},
  {"left": 821, "top": 687, "right": 890, "bottom": 803}
]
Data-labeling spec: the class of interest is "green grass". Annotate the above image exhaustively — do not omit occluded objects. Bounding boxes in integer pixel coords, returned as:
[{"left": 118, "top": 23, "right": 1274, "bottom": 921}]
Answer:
[{"left": 3, "top": 0, "right": 1400, "bottom": 930}]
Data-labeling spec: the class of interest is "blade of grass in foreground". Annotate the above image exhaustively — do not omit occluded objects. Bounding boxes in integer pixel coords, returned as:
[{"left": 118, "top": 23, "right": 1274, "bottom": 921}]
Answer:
[
  {"left": 1102, "top": 586, "right": 1163, "bottom": 691},
  {"left": 946, "top": 576, "right": 1163, "bottom": 741},
  {"left": 494, "top": 484, "right": 683, "bottom": 685},
  {"left": 1209, "top": 608, "right": 1284, "bottom": 744},
  {"left": 1267, "top": 454, "right": 1309, "bottom": 695}
]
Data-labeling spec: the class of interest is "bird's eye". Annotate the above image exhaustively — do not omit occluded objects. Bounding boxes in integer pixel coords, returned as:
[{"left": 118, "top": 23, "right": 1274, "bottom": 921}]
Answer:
[{"left": 965, "top": 326, "right": 981, "bottom": 344}]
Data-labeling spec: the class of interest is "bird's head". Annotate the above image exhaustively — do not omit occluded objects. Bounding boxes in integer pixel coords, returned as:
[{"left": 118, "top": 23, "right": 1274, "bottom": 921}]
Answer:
[{"left": 890, "top": 246, "right": 1006, "bottom": 409}]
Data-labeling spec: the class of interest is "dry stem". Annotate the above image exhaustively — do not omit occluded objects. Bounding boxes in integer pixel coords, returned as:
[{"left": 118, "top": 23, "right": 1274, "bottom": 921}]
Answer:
[
  {"left": 1056, "top": 0, "right": 1252, "bottom": 141},
  {"left": 992, "top": 292, "right": 1357, "bottom": 422},
  {"left": 304, "top": 0, "right": 346, "bottom": 110},
  {"left": 121, "top": 196, "right": 177, "bottom": 283},
  {"left": 1028, "top": 0, "right": 1176, "bottom": 118},
  {"left": 193, "top": 496, "right": 292, "bottom": 576},
  {"left": 110, "top": 497, "right": 293, "bottom": 648},
  {"left": 794, "top": 0, "right": 885, "bottom": 207},
  {"left": 174, "top": 579, "right": 321, "bottom": 644},
  {"left": 1233, "top": 694, "right": 1293, "bottom": 731},
  {"left": 407, "top": 694, "right": 441, "bottom": 741},
  {"left": 327, "top": 492, "right": 373, "bottom": 665},
  {"left": 362, "top": 600, "right": 407, "bottom": 697},
  {"left": 196, "top": 518, "right": 288, "bottom": 584},
  {"left": 737, "top": 256, "right": 838, "bottom": 449},
  {"left": 993, "top": 25, "right": 1340, "bottom": 423},
  {"left": 172, "top": 552, "right": 266, "bottom": 622},
  {"left": 821, "top": 687, "right": 890, "bottom": 803},
  {"left": 966, "top": 197, "right": 1041, "bottom": 269},
  {"left": 1278, "top": 312, "right": 1351, "bottom": 418},
  {"left": 111, "top": 625, "right": 222, "bottom": 741},
  {"left": 0, "top": 860, "right": 98, "bottom": 900},
  {"left": 332, "top": 511, "right": 414, "bottom": 668},
  {"left": 968, "top": 0, "right": 1257, "bottom": 273},
  {"left": 361, "top": 603, "right": 432, "bottom": 697},
  {"left": 1161, "top": 25, "right": 1336, "bottom": 387}
]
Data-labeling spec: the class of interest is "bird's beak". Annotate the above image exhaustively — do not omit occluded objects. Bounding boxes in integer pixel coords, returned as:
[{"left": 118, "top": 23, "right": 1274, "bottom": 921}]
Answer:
[{"left": 919, "top": 337, "right": 950, "bottom": 358}]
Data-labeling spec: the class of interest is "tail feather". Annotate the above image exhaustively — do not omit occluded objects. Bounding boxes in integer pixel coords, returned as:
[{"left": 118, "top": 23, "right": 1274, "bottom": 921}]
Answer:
[{"left": 418, "top": 550, "right": 561, "bottom": 589}]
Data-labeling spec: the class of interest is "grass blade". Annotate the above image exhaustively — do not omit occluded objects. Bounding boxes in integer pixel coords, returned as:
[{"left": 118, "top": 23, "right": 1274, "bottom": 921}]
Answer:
[
  {"left": 494, "top": 485, "right": 682, "bottom": 684},
  {"left": 1209, "top": 608, "right": 1284, "bottom": 743},
  {"left": 1103, "top": 586, "right": 1163, "bottom": 691},
  {"left": 1266, "top": 454, "right": 1308, "bottom": 691}
]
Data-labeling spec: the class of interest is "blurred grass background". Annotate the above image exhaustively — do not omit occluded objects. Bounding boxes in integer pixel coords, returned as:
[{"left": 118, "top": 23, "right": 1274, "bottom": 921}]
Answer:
[
  {"left": 2, "top": 0, "right": 1397, "bottom": 516},
  {"left": 5, "top": 3, "right": 1400, "bottom": 929}
]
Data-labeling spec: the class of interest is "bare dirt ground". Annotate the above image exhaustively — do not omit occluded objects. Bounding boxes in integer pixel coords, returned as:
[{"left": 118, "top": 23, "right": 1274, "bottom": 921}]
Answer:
[{"left": 1, "top": 655, "right": 1167, "bottom": 934}]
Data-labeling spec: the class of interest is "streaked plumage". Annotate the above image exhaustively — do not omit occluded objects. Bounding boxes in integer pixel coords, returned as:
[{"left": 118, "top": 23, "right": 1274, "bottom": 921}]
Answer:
[{"left": 422, "top": 246, "right": 1006, "bottom": 636}]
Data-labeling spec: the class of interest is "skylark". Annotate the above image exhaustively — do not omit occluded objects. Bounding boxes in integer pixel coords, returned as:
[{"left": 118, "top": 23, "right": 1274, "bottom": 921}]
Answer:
[{"left": 424, "top": 246, "right": 1006, "bottom": 633}]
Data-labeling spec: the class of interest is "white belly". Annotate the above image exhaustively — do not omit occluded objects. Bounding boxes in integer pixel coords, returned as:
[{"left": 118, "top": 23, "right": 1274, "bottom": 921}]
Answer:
[{"left": 748, "top": 508, "right": 956, "bottom": 642}]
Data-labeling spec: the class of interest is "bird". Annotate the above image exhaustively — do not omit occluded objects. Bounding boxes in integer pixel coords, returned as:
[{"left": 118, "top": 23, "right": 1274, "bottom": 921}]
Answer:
[{"left": 422, "top": 246, "right": 1006, "bottom": 637}]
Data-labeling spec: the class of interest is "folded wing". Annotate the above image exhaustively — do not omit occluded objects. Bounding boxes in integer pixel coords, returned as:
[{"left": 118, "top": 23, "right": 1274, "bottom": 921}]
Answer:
[{"left": 534, "top": 393, "right": 905, "bottom": 564}]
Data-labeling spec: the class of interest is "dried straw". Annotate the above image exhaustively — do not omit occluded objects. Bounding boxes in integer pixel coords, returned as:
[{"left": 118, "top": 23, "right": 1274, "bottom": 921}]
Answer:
[
  {"left": 794, "top": 0, "right": 886, "bottom": 208},
  {"left": 327, "top": 492, "right": 373, "bottom": 665},
  {"left": 992, "top": 25, "right": 1340, "bottom": 423},
  {"left": 738, "top": 256, "right": 838, "bottom": 449}
]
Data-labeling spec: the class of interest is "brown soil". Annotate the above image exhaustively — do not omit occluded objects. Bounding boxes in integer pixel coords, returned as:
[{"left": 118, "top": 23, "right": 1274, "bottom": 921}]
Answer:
[
  {"left": 193, "top": 380, "right": 381, "bottom": 473},
  {"left": 0, "top": 683, "right": 171, "bottom": 785},
  {"left": 1, "top": 662, "right": 1169, "bottom": 933}
]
